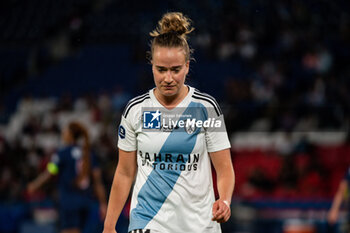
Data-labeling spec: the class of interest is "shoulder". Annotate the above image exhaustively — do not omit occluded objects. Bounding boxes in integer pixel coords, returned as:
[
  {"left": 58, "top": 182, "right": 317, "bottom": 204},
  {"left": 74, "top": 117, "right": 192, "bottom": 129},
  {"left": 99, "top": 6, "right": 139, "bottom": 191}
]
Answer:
[
  {"left": 55, "top": 146, "right": 73, "bottom": 162},
  {"left": 122, "top": 91, "right": 151, "bottom": 118},
  {"left": 192, "top": 88, "right": 222, "bottom": 116}
]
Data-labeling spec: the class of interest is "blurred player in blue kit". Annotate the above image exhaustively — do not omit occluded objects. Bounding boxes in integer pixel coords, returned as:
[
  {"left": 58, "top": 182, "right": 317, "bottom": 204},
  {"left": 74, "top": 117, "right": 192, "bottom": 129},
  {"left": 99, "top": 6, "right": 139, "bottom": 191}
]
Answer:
[
  {"left": 28, "top": 121, "right": 107, "bottom": 233},
  {"left": 103, "top": 12, "right": 235, "bottom": 233}
]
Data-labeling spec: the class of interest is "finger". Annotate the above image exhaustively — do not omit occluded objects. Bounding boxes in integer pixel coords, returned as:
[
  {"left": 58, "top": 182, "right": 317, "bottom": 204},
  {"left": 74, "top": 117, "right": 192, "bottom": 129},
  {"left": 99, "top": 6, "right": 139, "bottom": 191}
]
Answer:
[
  {"left": 223, "top": 210, "right": 231, "bottom": 222},
  {"left": 212, "top": 202, "right": 220, "bottom": 219},
  {"left": 216, "top": 202, "right": 226, "bottom": 215},
  {"left": 215, "top": 203, "right": 231, "bottom": 222},
  {"left": 216, "top": 202, "right": 229, "bottom": 218},
  {"left": 212, "top": 202, "right": 219, "bottom": 213},
  {"left": 214, "top": 208, "right": 229, "bottom": 221},
  {"left": 212, "top": 201, "right": 230, "bottom": 220},
  {"left": 215, "top": 216, "right": 225, "bottom": 223},
  {"left": 217, "top": 211, "right": 230, "bottom": 224}
]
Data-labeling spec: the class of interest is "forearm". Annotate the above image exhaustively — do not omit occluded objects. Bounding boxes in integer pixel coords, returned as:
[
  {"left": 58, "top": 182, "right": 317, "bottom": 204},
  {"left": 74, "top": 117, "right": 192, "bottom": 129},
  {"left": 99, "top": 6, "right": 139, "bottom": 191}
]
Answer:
[
  {"left": 210, "top": 149, "right": 235, "bottom": 223},
  {"left": 210, "top": 149, "right": 235, "bottom": 203},
  {"left": 28, "top": 171, "right": 52, "bottom": 193},
  {"left": 330, "top": 190, "right": 345, "bottom": 213},
  {"left": 330, "top": 181, "right": 347, "bottom": 211},
  {"left": 216, "top": 166, "right": 235, "bottom": 203},
  {"left": 104, "top": 170, "right": 135, "bottom": 230}
]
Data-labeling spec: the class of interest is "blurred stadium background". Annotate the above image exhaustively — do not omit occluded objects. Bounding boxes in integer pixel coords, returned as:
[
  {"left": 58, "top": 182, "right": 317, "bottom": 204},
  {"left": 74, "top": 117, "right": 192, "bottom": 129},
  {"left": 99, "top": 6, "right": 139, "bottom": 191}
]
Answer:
[{"left": 0, "top": 0, "right": 350, "bottom": 232}]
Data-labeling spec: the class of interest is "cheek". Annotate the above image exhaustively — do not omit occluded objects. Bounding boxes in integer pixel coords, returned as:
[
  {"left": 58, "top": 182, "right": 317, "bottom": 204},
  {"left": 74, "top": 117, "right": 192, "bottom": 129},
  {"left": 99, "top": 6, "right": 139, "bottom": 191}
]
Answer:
[
  {"left": 153, "top": 72, "right": 162, "bottom": 84},
  {"left": 175, "top": 71, "right": 187, "bottom": 83}
]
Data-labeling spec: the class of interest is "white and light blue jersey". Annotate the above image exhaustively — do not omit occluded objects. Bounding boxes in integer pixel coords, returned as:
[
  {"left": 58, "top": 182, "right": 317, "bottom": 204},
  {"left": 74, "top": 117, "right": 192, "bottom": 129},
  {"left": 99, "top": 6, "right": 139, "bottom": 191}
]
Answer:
[{"left": 118, "top": 86, "right": 231, "bottom": 233}]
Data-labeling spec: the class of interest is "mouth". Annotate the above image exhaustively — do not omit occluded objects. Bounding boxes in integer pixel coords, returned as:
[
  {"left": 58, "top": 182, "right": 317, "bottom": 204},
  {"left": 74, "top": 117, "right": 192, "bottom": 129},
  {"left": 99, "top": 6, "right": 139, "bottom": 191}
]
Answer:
[{"left": 163, "top": 85, "right": 175, "bottom": 89}]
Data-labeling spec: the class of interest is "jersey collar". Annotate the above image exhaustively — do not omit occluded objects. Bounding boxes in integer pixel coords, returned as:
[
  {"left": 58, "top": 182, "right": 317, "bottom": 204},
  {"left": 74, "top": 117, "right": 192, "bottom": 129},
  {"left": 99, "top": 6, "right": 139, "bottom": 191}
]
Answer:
[{"left": 149, "top": 85, "right": 194, "bottom": 110}]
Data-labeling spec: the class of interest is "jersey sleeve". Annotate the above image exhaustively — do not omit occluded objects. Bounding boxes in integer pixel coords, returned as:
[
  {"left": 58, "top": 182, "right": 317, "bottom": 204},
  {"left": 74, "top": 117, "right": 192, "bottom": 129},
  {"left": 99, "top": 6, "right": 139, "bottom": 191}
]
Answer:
[
  {"left": 117, "top": 114, "right": 137, "bottom": 151},
  {"left": 204, "top": 106, "right": 231, "bottom": 153}
]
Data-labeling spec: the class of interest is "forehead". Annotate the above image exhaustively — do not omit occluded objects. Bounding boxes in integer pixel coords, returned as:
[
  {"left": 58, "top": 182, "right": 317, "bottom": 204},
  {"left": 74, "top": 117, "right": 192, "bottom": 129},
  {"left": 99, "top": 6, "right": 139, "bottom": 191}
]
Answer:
[{"left": 152, "top": 46, "right": 186, "bottom": 66}]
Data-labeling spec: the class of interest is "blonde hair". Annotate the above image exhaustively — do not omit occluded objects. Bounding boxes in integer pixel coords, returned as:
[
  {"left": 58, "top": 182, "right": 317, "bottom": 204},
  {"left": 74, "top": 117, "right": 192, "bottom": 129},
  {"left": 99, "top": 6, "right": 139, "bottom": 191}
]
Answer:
[{"left": 149, "top": 12, "right": 194, "bottom": 61}]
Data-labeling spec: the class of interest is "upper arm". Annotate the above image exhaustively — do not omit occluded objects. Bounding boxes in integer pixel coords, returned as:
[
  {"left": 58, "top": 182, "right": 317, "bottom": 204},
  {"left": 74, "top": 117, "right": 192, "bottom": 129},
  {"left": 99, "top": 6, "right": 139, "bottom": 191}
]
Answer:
[
  {"left": 117, "top": 104, "right": 138, "bottom": 180},
  {"left": 116, "top": 149, "right": 137, "bottom": 180},
  {"left": 209, "top": 149, "right": 234, "bottom": 176}
]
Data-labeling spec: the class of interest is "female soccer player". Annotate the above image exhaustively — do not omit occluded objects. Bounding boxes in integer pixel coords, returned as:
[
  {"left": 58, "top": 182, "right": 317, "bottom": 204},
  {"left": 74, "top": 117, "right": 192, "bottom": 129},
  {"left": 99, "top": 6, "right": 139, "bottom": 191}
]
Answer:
[
  {"left": 328, "top": 167, "right": 350, "bottom": 232},
  {"left": 103, "top": 12, "right": 235, "bottom": 233},
  {"left": 28, "top": 121, "right": 107, "bottom": 233}
]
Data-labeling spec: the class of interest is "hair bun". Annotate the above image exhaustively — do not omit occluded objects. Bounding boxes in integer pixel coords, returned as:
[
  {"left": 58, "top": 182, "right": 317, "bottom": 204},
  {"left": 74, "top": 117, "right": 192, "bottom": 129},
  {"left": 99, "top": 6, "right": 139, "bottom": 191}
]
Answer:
[{"left": 150, "top": 12, "right": 194, "bottom": 38}]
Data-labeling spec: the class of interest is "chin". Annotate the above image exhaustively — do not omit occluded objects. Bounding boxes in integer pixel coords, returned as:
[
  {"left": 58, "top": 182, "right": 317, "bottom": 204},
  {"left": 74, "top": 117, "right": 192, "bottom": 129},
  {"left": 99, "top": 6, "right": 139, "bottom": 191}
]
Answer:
[
  {"left": 161, "top": 90, "right": 177, "bottom": 97},
  {"left": 160, "top": 87, "right": 178, "bottom": 96}
]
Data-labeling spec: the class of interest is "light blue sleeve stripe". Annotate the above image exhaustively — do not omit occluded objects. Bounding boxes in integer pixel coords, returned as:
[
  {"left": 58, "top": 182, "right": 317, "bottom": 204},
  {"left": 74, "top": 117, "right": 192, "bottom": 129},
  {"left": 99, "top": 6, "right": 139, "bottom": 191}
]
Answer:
[{"left": 129, "top": 102, "right": 208, "bottom": 231}]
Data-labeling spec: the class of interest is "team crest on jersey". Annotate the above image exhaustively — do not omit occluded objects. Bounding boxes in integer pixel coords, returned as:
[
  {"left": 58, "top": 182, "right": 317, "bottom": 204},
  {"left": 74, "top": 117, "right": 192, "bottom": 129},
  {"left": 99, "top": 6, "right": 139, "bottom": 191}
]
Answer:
[
  {"left": 185, "top": 121, "right": 196, "bottom": 134},
  {"left": 119, "top": 125, "right": 126, "bottom": 139},
  {"left": 72, "top": 147, "right": 82, "bottom": 159},
  {"left": 143, "top": 110, "right": 161, "bottom": 129}
]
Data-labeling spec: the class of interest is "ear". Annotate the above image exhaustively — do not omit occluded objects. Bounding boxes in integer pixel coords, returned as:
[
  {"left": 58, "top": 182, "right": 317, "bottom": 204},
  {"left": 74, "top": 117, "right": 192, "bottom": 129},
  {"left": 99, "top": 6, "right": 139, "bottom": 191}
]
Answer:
[
  {"left": 151, "top": 62, "right": 156, "bottom": 73},
  {"left": 185, "top": 60, "right": 190, "bottom": 75}
]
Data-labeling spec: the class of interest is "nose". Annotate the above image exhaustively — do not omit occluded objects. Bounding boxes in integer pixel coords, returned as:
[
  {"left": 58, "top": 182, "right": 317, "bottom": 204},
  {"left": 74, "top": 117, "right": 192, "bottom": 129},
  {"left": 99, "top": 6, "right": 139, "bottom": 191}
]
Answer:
[{"left": 164, "top": 70, "right": 173, "bottom": 83}]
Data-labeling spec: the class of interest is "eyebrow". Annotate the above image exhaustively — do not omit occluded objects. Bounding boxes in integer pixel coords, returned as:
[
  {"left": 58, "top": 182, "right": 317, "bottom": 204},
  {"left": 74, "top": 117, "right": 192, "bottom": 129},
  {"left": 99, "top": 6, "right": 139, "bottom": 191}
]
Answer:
[{"left": 155, "top": 65, "right": 183, "bottom": 69}]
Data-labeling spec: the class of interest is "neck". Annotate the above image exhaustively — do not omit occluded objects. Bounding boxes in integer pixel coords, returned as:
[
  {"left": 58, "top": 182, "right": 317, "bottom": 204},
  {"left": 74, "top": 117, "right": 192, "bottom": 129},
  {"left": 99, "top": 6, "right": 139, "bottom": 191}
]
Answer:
[{"left": 155, "top": 86, "right": 189, "bottom": 109}]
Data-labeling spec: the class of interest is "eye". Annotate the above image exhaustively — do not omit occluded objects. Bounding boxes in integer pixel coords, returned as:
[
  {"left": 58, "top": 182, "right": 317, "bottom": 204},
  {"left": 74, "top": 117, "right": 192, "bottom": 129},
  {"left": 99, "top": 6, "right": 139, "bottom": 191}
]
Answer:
[
  {"left": 157, "top": 68, "right": 167, "bottom": 73},
  {"left": 171, "top": 67, "right": 181, "bottom": 73}
]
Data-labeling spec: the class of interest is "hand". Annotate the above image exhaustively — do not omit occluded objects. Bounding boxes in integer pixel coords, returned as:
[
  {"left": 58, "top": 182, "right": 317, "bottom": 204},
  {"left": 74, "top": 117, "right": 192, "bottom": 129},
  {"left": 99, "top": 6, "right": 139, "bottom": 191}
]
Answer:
[
  {"left": 212, "top": 199, "right": 231, "bottom": 223},
  {"left": 327, "top": 209, "right": 338, "bottom": 225}
]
